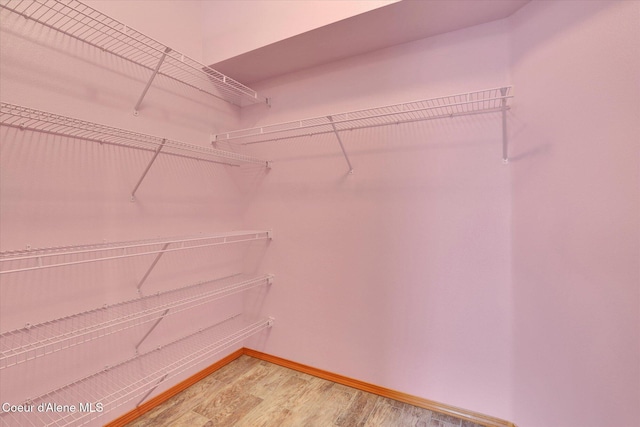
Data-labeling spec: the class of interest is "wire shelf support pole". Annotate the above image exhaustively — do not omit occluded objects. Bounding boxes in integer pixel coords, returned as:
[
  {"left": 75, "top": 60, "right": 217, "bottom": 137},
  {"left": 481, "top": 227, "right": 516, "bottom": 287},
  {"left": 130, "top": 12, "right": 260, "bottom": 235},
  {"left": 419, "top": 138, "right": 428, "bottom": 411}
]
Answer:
[
  {"left": 131, "top": 138, "right": 167, "bottom": 202},
  {"left": 134, "top": 309, "right": 170, "bottom": 355},
  {"left": 327, "top": 115, "right": 354, "bottom": 174},
  {"left": 136, "top": 242, "right": 170, "bottom": 292},
  {"left": 136, "top": 374, "right": 167, "bottom": 407},
  {"left": 134, "top": 47, "right": 171, "bottom": 116},
  {"left": 500, "top": 87, "right": 509, "bottom": 164}
]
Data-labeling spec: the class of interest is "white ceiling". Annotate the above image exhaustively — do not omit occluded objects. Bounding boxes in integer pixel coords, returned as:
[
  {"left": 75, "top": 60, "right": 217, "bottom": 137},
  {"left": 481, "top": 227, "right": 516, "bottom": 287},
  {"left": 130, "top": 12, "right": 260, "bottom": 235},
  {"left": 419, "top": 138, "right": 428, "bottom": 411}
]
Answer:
[{"left": 210, "top": 0, "right": 530, "bottom": 85}]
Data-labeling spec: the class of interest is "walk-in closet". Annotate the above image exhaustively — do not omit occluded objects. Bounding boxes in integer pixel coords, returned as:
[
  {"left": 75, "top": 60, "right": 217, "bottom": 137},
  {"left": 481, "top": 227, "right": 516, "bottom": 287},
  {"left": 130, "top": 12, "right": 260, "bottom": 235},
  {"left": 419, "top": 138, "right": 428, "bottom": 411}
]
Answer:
[{"left": 1, "top": 1, "right": 638, "bottom": 427}]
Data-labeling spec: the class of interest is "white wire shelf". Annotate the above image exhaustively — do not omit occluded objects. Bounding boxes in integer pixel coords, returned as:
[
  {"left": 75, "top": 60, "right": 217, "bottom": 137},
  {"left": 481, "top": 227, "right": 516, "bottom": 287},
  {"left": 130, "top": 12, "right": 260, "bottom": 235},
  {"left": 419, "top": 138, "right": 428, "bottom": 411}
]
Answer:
[
  {"left": 0, "top": 0, "right": 267, "bottom": 108},
  {"left": 0, "top": 231, "right": 272, "bottom": 275},
  {"left": 213, "top": 86, "right": 512, "bottom": 146},
  {"left": 0, "top": 274, "right": 273, "bottom": 369},
  {"left": 0, "top": 315, "right": 273, "bottom": 427},
  {"left": 0, "top": 103, "right": 269, "bottom": 167},
  {"left": 213, "top": 86, "right": 513, "bottom": 168}
]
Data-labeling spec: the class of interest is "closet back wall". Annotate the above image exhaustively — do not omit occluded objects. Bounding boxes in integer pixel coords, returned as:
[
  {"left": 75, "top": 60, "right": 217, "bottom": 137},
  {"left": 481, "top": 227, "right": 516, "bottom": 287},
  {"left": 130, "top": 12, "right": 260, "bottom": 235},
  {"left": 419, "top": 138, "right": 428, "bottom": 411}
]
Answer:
[{"left": 239, "top": 18, "right": 513, "bottom": 421}]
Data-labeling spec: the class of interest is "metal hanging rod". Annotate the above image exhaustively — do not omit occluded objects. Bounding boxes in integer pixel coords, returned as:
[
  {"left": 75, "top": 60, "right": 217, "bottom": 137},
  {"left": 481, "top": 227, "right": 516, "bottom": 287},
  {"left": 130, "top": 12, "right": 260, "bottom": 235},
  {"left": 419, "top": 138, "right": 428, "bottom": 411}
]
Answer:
[
  {"left": 0, "top": 231, "right": 272, "bottom": 275},
  {"left": 212, "top": 86, "right": 513, "bottom": 164},
  {"left": 0, "top": 315, "right": 274, "bottom": 427},
  {"left": 0, "top": 103, "right": 269, "bottom": 167},
  {"left": 0, "top": 0, "right": 268, "bottom": 108},
  {"left": 0, "top": 274, "right": 273, "bottom": 369}
]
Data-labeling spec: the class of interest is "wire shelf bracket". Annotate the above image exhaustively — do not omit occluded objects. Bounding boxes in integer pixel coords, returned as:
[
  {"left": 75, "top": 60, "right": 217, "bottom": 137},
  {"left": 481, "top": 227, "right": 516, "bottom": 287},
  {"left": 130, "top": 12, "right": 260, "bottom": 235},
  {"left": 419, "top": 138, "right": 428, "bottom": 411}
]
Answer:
[
  {"left": 500, "top": 87, "right": 509, "bottom": 164},
  {"left": 130, "top": 139, "right": 167, "bottom": 202},
  {"left": 328, "top": 115, "right": 354, "bottom": 174},
  {"left": 212, "top": 86, "right": 513, "bottom": 164},
  {"left": 137, "top": 373, "right": 167, "bottom": 408},
  {"left": 135, "top": 242, "right": 170, "bottom": 292},
  {"left": 134, "top": 47, "right": 171, "bottom": 116},
  {"left": 134, "top": 309, "right": 169, "bottom": 355},
  {"left": 0, "top": 0, "right": 268, "bottom": 108}
]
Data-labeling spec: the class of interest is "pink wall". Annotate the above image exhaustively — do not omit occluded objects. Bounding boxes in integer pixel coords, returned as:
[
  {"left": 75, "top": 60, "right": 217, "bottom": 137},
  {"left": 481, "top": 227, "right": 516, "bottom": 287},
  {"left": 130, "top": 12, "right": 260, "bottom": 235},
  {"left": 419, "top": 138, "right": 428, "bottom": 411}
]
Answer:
[
  {"left": 2, "top": 1, "right": 638, "bottom": 426},
  {"left": 0, "top": 3, "right": 271, "bottom": 424},
  {"left": 239, "top": 19, "right": 514, "bottom": 420},
  {"left": 0, "top": 0, "right": 245, "bottom": 251},
  {"left": 509, "top": 1, "right": 640, "bottom": 426},
  {"left": 84, "top": 0, "right": 205, "bottom": 62},
  {"left": 238, "top": 1, "right": 640, "bottom": 425}
]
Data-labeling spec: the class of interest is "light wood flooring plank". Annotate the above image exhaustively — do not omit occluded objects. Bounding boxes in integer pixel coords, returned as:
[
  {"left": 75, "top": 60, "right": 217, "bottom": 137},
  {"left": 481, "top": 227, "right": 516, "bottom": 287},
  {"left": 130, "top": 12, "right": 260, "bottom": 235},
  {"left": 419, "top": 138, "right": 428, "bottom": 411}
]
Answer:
[
  {"left": 397, "top": 401, "right": 435, "bottom": 426},
  {"left": 285, "top": 381, "right": 357, "bottom": 426},
  {"left": 169, "top": 410, "right": 213, "bottom": 427},
  {"left": 234, "top": 402, "right": 293, "bottom": 427},
  {"left": 363, "top": 396, "right": 406, "bottom": 426},
  {"left": 126, "top": 377, "right": 226, "bottom": 427},
  {"left": 126, "top": 355, "right": 486, "bottom": 427},
  {"left": 207, "top": 354, "right": 261, "bottom": 385},
  {"left": 239, "top": 361, "right": 301, "bottom": 400},
  {"left": 191, "top": 384, "right": 262, "bottom": 427},
  {"left": 335, "top": 390, "right": 379, "bottom": 427},
  {"left": 431, "top": 411, "right": 465, "bottom": 426}
]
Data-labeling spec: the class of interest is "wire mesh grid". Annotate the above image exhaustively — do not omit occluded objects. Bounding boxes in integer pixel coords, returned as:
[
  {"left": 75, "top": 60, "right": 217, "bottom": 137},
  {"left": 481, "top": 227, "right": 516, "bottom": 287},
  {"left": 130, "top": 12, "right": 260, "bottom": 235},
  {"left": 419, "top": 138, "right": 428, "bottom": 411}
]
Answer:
[
  {"left": 0, "top": 103, "right": 268, "bottom": 166},
  {"left": 213, "top": 87, "right": 512, "bottom": 144},
  {"left": 0, "top": 275, "right": 272, "bottom": 369},
  {"left": 0, "top": 230, "right": 271, "bottom": 274},
  {"left": 0, "top": 315, "right": 272, "bottom": 426},
  {"left": 0, "top": 0, "right": 266, "bottom": 107}
]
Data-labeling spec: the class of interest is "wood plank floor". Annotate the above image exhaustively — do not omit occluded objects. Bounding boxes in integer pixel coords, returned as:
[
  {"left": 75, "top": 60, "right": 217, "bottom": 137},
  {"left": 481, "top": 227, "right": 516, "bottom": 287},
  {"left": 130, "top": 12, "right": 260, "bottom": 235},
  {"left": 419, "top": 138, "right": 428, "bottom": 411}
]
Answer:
[{"left": 126, "top": 355, "right": 484, "bottom": 427}]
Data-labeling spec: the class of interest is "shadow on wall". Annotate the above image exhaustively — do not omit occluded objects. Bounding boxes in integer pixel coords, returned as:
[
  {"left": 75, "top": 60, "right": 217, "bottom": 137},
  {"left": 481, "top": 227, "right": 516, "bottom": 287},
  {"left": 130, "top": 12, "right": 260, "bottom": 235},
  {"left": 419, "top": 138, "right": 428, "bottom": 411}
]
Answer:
[{"left": 504, "top": 114, "right": 552, "bottom": 163}]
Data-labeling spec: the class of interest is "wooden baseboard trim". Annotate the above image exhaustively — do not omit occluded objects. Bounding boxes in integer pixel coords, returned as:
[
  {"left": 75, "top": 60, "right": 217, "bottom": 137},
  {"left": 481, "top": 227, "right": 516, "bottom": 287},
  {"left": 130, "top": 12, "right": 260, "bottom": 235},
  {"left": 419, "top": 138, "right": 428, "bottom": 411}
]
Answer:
[
  {"left": 244, "top": 348, "right": 516, "bottom": 427},
  {"left": 106, "top": 347, "right": 516, "bottom": 427},
  {"left": 104, "top": 348, "right": 244, "bottom": 427}
]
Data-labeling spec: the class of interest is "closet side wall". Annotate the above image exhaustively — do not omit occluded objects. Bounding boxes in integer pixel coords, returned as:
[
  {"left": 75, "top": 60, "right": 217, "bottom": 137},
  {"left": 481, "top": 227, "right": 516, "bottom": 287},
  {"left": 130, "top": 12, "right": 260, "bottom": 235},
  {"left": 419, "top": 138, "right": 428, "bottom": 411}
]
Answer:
[
  {"left": 0, "top": 0, "right": 244, "bottom": 295},
  {"left": 0, "top": 2, "right": 260, "bottom": 423},
  {"left": 239, "top": 19, "right": 513, "bottom": 420},
  {"left": 509, "top": 1, "right": 640, "bottom": 426}
]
